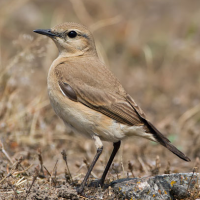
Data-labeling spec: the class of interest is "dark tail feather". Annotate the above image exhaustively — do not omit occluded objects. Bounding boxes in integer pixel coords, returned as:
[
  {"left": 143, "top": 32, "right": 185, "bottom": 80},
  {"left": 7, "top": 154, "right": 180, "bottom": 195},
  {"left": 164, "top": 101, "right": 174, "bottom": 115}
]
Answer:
[
  {"left": 145, "top": 120, "right": 190, "bottom": 162},
  {"left": 126, "top": 95, "right": 190, "bottom": 162}
]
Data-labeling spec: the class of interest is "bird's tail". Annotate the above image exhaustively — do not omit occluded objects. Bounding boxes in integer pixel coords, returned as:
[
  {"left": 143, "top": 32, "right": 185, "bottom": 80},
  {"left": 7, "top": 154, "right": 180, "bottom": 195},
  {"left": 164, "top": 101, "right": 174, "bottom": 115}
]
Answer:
[
  {"left": 126, "top": 95, "right": 190, "bottom": 162},
  {"left": 145, "top": 120, "right": 190, "bottom": 162}
]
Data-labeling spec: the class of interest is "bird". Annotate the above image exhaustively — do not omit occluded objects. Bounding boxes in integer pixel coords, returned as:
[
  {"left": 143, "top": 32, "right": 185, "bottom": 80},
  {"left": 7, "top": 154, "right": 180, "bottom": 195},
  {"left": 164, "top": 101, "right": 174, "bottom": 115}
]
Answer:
[{"left": 33, "top": 22, "right": 190, "bottom": 194}]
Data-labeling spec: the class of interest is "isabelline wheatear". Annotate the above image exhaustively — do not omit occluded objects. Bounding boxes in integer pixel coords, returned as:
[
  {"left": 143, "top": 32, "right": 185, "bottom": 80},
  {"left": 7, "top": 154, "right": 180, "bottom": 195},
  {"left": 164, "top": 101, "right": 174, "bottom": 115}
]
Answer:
[{"left": 33, "top": 22, "right": 190, "bottom": 194}]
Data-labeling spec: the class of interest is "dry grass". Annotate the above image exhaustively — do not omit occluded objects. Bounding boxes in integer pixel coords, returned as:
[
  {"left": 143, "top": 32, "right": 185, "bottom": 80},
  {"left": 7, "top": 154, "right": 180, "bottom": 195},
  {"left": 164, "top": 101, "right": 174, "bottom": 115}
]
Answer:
[{"left": 0, "top": 0, "right": 200, "bottom": 199}]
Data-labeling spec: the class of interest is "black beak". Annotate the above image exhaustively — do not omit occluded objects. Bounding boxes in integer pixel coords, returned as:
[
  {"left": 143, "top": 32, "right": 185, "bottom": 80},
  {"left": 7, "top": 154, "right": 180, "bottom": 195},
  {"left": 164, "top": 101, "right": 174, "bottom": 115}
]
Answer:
[{"left": 33, "top": 29, "right": 57, "bottom": 37}]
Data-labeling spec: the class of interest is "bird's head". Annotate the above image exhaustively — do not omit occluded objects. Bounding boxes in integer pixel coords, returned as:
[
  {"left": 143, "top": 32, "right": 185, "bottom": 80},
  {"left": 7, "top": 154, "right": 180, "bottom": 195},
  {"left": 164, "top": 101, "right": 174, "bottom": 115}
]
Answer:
[{"left": 34, "top": 22, "right": 97, "bottom": 57}]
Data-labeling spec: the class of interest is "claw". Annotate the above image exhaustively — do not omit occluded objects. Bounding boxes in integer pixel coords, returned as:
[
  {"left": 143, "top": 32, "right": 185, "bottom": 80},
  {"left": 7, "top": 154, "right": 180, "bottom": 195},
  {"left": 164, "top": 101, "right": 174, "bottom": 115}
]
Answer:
[
  {"left": 76, "top": 186, "right": 84, "bottom": 195},
  {"left": 88, "top": 179, "right": 105, "bottom": 188}
]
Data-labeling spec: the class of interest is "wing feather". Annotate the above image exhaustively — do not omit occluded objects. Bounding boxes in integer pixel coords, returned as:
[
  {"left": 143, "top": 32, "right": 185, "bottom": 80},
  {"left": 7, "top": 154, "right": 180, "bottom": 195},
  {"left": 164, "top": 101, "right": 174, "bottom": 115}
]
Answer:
[
  {"left": 75, "top": 85, "right": 143, "bottom": 126},
  {"left": 54, "top": 60, "right": 190, "bottom": 162},
  {"left": 55, "top": 62, "right": 144, "bottom": 126}
]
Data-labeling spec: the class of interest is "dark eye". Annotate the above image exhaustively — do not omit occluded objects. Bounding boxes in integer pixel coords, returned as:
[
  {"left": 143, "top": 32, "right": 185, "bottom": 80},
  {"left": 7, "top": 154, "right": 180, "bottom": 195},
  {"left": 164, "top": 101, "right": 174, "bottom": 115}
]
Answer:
[{"left": 67, "top": 31, "right": 77, "bottom": 38}]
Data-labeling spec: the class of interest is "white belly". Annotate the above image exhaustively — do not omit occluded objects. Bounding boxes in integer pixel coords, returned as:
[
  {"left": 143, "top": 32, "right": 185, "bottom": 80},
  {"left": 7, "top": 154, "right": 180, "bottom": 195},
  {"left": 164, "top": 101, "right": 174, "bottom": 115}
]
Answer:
[{"left": 48, "top": 88, "right": 121, "bottom": 141}]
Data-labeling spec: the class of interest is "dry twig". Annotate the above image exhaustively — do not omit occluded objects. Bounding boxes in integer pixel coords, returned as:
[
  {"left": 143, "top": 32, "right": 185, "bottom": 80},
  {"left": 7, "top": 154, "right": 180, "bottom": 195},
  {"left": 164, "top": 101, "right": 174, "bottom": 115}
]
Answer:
[
  {"left": 0, "top": 140, "right": 13, "bottom": 164},
  {"left": 61, "top": 150, "right": 73, "bottom": 182},
  {"left": 25, "top": 167, "right": 39, "bottom": 199}
]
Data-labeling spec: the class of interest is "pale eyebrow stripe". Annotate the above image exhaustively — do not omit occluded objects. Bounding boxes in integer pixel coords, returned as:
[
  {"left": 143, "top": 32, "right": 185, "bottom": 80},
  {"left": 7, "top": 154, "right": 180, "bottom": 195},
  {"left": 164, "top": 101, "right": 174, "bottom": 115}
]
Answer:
[{"left": 64, "top": 29, "right": 89, "bottom": 39}]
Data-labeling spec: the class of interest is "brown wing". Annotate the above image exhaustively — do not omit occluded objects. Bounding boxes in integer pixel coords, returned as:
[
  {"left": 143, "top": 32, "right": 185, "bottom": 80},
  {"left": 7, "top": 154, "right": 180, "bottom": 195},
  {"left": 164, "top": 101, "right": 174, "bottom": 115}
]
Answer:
[
  {"left": 55, "top": 60, "right": 144, "bottom": 126},
  {"left": 58, "top": 78, "right": 143, "bottom": 126},
  {"left": 55, "top": 60, "right": 190, "bottom": 162}
]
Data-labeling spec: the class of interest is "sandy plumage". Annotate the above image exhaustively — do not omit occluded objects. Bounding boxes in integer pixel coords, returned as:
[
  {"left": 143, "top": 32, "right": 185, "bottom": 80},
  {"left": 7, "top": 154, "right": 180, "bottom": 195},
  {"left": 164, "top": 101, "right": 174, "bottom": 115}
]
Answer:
[{"left": 34, "top": 21, "right": 190, "bottom": 193}]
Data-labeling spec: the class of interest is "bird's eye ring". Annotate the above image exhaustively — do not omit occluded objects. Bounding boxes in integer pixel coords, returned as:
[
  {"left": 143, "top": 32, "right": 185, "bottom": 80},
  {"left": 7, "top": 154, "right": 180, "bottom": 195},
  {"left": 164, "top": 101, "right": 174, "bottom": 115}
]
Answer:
[{"left": 67, "top": 31, "right": 77, "bottom": 38}]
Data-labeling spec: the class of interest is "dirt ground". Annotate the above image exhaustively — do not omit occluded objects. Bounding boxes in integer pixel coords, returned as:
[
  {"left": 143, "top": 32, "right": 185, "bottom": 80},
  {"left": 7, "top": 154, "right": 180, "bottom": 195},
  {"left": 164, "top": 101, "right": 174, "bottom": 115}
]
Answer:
[{"left": 0, "top": 0, "right": 200, "bottom": 199}]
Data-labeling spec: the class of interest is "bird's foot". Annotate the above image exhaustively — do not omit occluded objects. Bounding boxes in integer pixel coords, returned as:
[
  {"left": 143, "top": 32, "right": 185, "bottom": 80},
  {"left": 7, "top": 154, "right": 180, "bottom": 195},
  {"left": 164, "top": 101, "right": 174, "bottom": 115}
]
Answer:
[
  {"left": 76, "top": 186, "right": 94, "bottom": 198},
  {"left": 88, "top": 179, "right": 104, "bottom": 188},
  {"left": 76, "top": 186, "right": 84, "bottom": 195}
]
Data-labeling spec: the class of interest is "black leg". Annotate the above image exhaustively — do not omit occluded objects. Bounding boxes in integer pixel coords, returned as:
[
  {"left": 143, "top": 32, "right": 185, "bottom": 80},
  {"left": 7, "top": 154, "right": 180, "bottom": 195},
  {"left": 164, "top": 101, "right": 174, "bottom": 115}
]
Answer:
[
  {"left": 99, "top": 141, "right": 121, "bottom": 187},
  {"left": 76, "top": 146, "right": 103, "bottom": 194}
]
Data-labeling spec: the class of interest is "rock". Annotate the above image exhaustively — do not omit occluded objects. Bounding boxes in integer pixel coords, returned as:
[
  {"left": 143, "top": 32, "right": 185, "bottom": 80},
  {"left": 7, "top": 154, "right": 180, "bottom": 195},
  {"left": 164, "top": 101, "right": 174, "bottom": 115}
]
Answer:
[
  {"left": 170, "top": 185, "right": 190, "bottom": 199},
  {"left": 110, "top": 173, "right": 197, "bottom": 200}
]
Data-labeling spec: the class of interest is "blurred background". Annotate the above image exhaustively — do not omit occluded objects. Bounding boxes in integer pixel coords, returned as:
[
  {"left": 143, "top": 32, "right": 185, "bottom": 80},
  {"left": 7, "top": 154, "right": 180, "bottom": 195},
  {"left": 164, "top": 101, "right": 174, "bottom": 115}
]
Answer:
[{"left": 0, "top": 0, "right": 200, "bottom": 185}]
